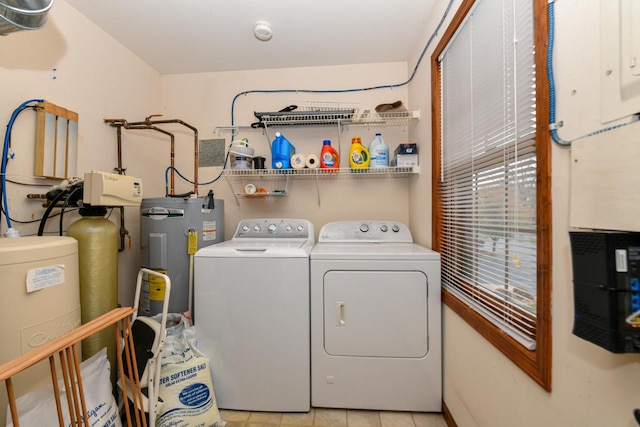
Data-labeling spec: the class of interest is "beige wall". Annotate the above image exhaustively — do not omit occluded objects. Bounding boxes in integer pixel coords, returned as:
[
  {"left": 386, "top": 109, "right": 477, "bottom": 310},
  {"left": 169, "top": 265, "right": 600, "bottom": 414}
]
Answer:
[
  {"left": 0, "top": 2, "right": 414, "bottom": 304},
  {"left": 409, "top": 0, "right": 640, "bottom": 426},
  {"left": 5, "top": 1, "right": 638, "bottom": 426},
  {"left": 158, "top": 65, "right": 413, "bottom": 241},
  {"left": 0, "top": 0, "right": 161, "bottom": 305}
]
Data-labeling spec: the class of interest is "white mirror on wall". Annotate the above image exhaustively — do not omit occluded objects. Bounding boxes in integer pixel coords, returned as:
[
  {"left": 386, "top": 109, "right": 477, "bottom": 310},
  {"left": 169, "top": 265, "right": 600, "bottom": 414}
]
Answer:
[{"left": 35, "top": 100, "right": 78, "bottom": 180}]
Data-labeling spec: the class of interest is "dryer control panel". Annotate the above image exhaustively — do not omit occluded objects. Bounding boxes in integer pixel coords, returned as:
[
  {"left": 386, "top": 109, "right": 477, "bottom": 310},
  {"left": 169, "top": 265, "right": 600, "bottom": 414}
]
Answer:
[
  {"left": 233, "top": 218, "right": 313, "bottom": 240},
  {"left": 318, "top": 221, "right": 413, "bottom": 243}
]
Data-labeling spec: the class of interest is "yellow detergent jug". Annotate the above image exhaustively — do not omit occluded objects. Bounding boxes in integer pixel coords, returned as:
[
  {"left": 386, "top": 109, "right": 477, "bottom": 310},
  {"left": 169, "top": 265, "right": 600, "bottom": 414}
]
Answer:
[{"left": 349, "top": 136, "right": 370, "bottom": 169}]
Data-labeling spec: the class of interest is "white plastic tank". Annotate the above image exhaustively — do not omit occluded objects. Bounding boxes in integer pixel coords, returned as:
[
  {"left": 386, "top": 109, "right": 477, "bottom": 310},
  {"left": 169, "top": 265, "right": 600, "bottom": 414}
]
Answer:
[{"left": 0, "top": 236, "right": 81, "bottom": 424}]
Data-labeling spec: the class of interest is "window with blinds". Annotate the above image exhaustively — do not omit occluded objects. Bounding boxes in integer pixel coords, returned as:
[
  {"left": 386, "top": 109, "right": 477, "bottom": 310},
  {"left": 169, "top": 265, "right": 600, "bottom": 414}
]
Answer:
[
  {"left": 438, "top": 0, "right": 538, "bottom": 350},
  {"left": 432, "top": 0, "right": 550, "bottom": 390}
]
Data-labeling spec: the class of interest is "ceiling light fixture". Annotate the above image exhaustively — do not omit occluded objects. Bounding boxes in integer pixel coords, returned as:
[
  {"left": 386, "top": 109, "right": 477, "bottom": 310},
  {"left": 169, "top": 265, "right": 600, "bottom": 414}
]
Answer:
[{"left": 253, "top": 21, "right": 273, "bottom": 41}]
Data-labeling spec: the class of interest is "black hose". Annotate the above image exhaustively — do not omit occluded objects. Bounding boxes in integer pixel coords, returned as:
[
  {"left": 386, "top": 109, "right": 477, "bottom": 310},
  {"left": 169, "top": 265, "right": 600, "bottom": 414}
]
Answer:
[
  {"left": 59, "top": 186, "right": 82, "bottom": 236},
  {"left": 167, "top": 191, "right": 194, "bottom": 198},
  {"left": 37, "top": 188, "right": 70, "bottom": 236}
]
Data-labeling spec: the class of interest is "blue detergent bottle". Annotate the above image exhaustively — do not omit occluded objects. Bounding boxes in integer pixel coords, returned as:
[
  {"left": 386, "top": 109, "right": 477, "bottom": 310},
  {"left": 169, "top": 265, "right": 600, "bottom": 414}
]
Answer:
[{"left": 271, "top": 132, "right": 296, "bottom": 169}]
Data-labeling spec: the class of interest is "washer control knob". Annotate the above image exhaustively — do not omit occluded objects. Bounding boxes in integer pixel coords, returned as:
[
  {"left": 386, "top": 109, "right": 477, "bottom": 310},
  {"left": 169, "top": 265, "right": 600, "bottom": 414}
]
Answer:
[
  {"left": 242, "top": 225, "right": 250, "bottom": 232},
  {"left": 286, "top": 225, "right": 293, "bottom": 232},
  {"left": 359, "top": 223, "right": 369, "bottom": 233},
  {"left": 392, "top": 224, "right": 400, "bottom": 232},
  {"left": 254, "top": 225, "right": 261, "bottom": 232},
  {"left": 268, "top": 224, "right": 277, "bottom": 233},
  {"left": 297, "top": 225, "right": 305, "bottom": 232},
  {"left": 380, "top": 224, "right": 388, "bottom": 232}
]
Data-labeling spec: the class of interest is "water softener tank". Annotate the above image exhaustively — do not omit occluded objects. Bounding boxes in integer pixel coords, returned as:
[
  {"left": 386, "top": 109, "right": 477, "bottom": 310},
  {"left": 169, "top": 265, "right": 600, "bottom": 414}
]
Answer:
[
  {"left": 67, "top": 206, "right": 119, "bottom": 384},
  {"left": 0, "top": 236, "right": 81, "bottom": 424},
  {"left": 140, "top": 196, "right": 224, "bottom": 316}
]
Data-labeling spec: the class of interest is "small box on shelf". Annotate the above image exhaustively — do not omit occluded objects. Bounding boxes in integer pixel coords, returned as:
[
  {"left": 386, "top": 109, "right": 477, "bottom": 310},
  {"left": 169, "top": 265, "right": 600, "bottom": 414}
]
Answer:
[{"left": 391, "top": 143, "right": 418, "bottom": 167}]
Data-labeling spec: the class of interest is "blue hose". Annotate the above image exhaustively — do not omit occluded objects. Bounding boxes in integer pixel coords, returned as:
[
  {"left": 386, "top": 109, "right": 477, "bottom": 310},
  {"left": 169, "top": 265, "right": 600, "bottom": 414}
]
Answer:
[
  {"left": 547, "top": 1, "right": 639, "bottom": 146},
  {"left": 547, "top": 1, "right": 570, "bottom": 147},
  {"left": 2, "top": 99, "right": 43, "bottom": 229},
  {"left": 164, "top": 141, "right": 233, "bottom": 192}
]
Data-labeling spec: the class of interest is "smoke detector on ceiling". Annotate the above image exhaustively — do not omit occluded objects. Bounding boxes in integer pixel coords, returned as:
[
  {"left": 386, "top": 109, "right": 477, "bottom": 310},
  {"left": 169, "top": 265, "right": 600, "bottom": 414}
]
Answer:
[{"left": 253, "top": 21, "right": 273, "bottom": 41}]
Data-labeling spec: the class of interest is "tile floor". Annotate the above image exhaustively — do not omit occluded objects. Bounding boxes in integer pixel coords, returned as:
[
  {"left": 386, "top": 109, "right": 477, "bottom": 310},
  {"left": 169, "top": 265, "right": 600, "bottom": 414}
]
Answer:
[{"left": 220, "top": 408, "right": 447, "bottom": 427}]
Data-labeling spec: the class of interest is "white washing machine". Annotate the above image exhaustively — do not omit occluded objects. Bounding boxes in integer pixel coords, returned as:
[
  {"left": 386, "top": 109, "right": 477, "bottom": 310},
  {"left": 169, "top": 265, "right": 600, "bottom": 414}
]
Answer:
[
  {"left": 311, "top": 221, "right": 441, "bottom": 412},
  {"left": 194, "top": 218, "right": 314, "bottom": 412}
]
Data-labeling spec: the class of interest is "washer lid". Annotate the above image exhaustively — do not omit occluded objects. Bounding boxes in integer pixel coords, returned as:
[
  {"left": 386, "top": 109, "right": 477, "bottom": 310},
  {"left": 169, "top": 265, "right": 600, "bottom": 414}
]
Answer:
[
  {"left": 196, "top": 239, "right": 314, "bottom": 257},
  {"left": 311, "top": 242, "right": 440, "bottom": 260}
]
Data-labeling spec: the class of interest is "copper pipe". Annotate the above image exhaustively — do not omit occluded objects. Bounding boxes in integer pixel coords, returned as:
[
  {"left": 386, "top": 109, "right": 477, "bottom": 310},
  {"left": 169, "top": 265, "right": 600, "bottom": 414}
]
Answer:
[
  {"left": 116, "top": 125, "right": 124, "bottom": 174},
  {"left": 126, "top": 116, "right": 199, "bottom": 196},
  {"left": 104, "top": 119, "right": 176, "bottom": 195},
  {"left": 104, "top": 119, "right": 126, "bottom": 175},
  {"left": 116, "top": 206, "right": 129, "bottom": 252},
  {"left": 104, "top": 120, "right": 176, "bottom": 252},
  {"left": 123, "top": 124, "right": 176, "bottom": 194}
]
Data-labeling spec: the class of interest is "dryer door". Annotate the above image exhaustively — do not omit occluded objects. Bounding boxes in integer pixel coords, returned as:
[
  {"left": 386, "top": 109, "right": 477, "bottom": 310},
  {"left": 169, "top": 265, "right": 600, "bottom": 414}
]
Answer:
[{"left": 323, "top": 270, "right": 428, "bottom": 358}]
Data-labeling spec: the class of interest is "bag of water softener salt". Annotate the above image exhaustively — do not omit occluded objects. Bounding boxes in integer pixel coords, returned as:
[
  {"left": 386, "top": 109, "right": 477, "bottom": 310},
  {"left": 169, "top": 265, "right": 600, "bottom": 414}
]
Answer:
[
  {"left": 6, "top": 348, "right": 121, "bottom": 427},
  {"left": 153, "top": 313, "right": 224, "bottom": 427}
]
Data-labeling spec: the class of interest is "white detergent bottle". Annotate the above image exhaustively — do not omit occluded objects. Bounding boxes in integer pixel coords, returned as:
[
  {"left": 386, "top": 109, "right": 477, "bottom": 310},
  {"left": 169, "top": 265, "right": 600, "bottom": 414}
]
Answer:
[{"left": 368, "top": 133, "right": 389, "bottom": 168}]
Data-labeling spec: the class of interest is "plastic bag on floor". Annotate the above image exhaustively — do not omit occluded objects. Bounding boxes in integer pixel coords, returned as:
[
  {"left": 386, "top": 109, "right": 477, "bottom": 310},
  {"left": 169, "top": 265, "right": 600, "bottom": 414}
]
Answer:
[
  {"left": 152, "top": 313, "right": 224, "bottom": 427},
  {"left": 6, "top": 348, "right": 121, "bottom": 427}
]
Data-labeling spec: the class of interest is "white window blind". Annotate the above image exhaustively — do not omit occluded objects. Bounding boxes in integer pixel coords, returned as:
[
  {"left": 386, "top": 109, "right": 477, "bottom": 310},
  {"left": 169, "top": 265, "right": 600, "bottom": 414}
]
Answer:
[{"left": 439, "top": 0, "right": 537, "bottom": 350}]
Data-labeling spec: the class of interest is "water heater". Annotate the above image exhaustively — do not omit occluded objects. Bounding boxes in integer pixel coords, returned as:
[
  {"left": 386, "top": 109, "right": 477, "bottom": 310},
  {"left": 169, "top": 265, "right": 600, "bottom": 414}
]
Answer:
[
  {"left": 0, "top": 236, "right": 81, "bottom": 423},
  {"left": 140, "top": 196, "right": 224, "bottom": 316}
]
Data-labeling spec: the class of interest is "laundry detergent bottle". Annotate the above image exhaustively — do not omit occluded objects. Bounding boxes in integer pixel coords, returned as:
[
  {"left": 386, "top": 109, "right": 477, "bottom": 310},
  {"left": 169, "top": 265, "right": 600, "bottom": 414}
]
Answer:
[
  {"left": 349, "top": 136, "right": 370, "bottom": 169},
  {"left": 368, "top": 133, "right": 389, "bottom": 168},
  {"left": 271, "top": 132, "right": 296, "bottom": 169},
  {"left": 320, "top": 140, "right": 340, "bottom": 169}
]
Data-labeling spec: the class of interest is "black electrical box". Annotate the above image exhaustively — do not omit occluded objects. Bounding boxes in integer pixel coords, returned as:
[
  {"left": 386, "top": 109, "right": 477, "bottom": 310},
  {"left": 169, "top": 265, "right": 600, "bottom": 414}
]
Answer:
[{"left": 569, "top": 231, "right": 640, "bottom": 353}]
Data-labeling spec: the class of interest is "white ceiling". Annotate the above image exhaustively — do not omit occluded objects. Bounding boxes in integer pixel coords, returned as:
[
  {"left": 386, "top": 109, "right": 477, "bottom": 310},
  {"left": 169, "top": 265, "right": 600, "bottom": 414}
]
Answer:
[{"left": 65, "top": 0, "right": 436, "bottom": 75}]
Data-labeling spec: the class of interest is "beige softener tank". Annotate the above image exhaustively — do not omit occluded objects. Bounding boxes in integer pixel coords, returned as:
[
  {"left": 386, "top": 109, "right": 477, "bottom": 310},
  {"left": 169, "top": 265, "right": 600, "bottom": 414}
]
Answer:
[{"left": 0, "top": 236, "right": 80, "bottom": 424}]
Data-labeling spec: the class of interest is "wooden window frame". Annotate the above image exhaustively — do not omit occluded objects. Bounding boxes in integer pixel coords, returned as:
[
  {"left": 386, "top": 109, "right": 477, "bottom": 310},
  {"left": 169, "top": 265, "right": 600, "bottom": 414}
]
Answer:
[{"left": 431, "top": 0, "right": 552, "bottom": 391}]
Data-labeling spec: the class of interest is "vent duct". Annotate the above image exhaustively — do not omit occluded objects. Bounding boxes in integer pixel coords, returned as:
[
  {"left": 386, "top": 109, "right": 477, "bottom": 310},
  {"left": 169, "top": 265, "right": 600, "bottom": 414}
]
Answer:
[{"left": 0, "top": 0, "right": 54, "bottom": 35}]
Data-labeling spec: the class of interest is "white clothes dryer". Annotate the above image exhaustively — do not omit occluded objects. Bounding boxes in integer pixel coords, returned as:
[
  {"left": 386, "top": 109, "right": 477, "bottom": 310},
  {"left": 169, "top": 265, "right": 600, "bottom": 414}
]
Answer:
[
  {"left": 311, "top": 221, "right": 441, "bottom": 412},
  {"left": 194, "top": 218, "right": 314, "bottom": 412}
]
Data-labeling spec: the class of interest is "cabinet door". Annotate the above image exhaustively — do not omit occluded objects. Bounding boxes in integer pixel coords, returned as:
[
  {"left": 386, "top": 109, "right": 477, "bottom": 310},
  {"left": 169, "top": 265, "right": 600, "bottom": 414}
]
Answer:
[{"left": 323, "top": 270, "right": 428, "bottom": 358}]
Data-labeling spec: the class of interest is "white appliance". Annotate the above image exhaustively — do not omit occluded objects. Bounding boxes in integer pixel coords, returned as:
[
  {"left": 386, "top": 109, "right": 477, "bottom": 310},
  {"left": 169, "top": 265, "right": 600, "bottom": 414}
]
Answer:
[
  {"left": 311, "top": 221, "right": 441, "bottom": 412},
  {"left": 194, "top": 218, "right": 315, "bottom": 412},
  {"left": 83, "top": 170, "right": 142, "bottom": 206}
]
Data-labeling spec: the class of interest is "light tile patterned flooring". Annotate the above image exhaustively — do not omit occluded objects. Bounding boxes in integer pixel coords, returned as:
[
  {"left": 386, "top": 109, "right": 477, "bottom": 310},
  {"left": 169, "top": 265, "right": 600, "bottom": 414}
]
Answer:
[{"left": 220, "top": 408, "right": 447, "bottom": 427}]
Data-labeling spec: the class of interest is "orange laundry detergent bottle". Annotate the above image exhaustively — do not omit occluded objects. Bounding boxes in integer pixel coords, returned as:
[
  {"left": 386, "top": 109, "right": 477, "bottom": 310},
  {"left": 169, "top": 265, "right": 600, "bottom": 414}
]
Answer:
[
  {"left": 320, "top": 140, "right": 340, "bottom": 169},
  {"left": 349, "top": 136, "right": 369, "bottom": 169}
]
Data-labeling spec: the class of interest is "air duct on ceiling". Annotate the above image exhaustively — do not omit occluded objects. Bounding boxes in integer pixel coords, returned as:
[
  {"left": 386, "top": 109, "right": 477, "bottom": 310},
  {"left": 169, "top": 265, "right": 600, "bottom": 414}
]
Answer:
[{"left": 0, "top": 0, "right": 54, "bottom": 36}]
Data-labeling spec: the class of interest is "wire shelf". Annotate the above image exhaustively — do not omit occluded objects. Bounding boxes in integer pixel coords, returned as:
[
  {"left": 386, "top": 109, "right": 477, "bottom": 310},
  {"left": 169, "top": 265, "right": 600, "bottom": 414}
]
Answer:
[
  {"left": 256, "top": 110, "right": 419, "bottom": 127},
  {"left": 256, "top": 110, "right": 355, "bottom": 126},
  {"left": 352, "top": 110, "right": 421, "bottom": 126},
  {"left": 224, "top": 166, "right": 419, "bottom": 180}
]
